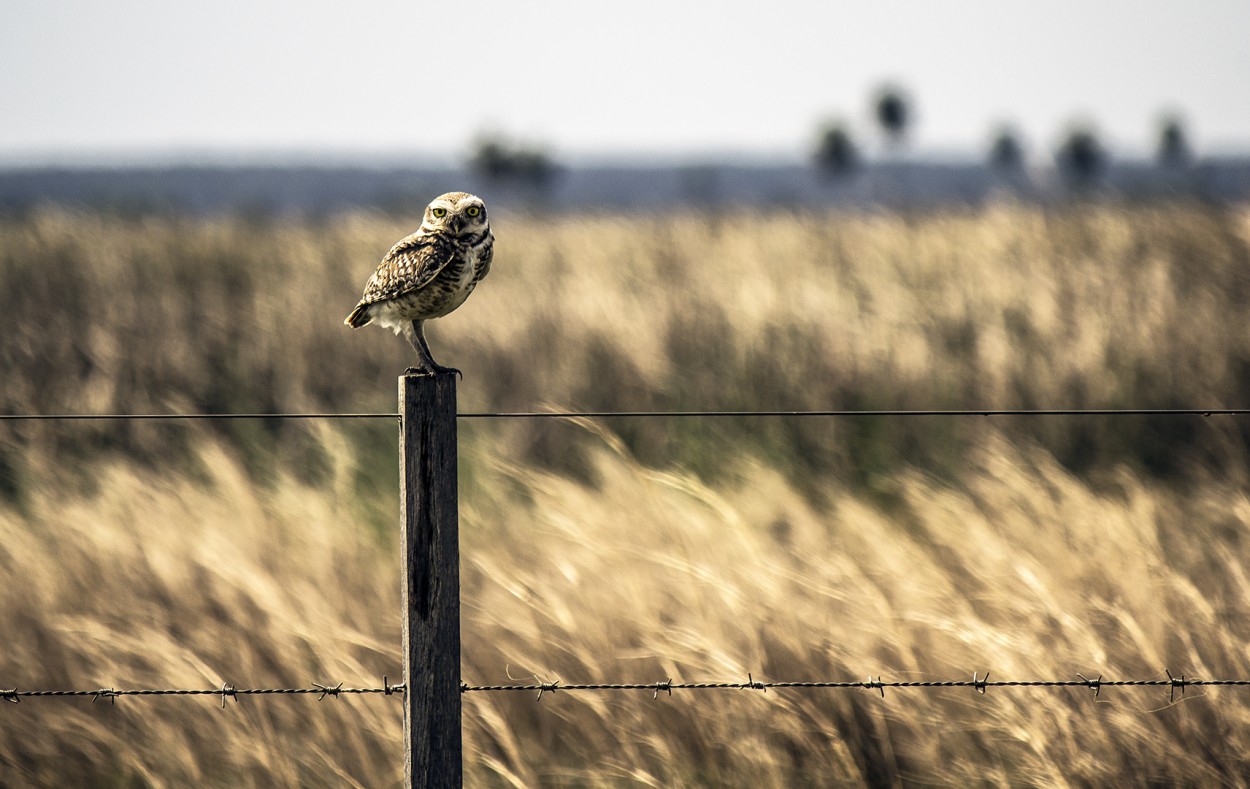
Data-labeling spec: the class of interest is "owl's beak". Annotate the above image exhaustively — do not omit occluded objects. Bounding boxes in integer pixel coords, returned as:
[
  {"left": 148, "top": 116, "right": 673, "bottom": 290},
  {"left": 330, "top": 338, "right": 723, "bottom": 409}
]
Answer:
[{"left": 449, "top": 216, "right": 463, "bottom": 235}]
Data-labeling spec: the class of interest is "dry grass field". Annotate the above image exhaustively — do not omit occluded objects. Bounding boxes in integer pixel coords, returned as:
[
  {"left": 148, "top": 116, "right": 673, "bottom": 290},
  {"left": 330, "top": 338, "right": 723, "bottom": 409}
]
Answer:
[{"left": 4, "top": 201, "right": 1250, "bottom": 786}]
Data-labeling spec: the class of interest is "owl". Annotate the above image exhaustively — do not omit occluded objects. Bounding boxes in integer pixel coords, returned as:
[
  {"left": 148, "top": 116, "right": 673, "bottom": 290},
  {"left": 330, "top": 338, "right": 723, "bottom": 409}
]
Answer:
[{"left": 345, "top": 192, "right": 494, "bottom": 376}]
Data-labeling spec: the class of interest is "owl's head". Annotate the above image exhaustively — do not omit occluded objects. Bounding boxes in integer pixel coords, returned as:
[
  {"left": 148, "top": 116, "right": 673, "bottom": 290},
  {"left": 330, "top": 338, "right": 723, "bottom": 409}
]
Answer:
[{"left": 422, "top": 192, "right": 489, "bottom": 237}]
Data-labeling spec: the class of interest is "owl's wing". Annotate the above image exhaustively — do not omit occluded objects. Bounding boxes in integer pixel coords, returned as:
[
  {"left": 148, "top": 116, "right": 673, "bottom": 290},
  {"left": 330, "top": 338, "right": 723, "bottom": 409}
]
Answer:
[
  {"left": 358, "top": 233, "right": 455, "bottom": 306},
  {"left": 474, "top": 233, "right": 494, "bottom": 283}
]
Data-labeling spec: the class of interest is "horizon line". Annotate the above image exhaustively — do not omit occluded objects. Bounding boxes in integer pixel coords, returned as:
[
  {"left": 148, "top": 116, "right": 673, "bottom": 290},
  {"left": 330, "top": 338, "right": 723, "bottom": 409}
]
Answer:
[{"left": 3, "top": 145, "right": 1250, "bottom": 172}]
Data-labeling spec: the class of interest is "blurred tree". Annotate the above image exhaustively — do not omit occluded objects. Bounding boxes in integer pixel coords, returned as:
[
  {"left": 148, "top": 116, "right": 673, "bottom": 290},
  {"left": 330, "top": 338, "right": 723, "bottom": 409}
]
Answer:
[
  {"left": 469, "top": 138, "right": 515, "bottom": 180},
  {"left": 873, "top": 85, "right": 912, "bottom": 147},
  {"left": 988, "top": 126, "right": 1024, "bottom": 171},
  {"left": 469, "top": 135, "right": 559, "bottom": 188},
  {"left": 509, "top": 149, "right": 558, "bottom": 187},
  {"left": 1056, "top": 125, "right": 1106, "bottom": 187},
  {"left": 1157, "top": 115, "right": 1191, "bottom": 168},
  {"left": 813, "top": 121, "right": 858, "bottom": 177}
]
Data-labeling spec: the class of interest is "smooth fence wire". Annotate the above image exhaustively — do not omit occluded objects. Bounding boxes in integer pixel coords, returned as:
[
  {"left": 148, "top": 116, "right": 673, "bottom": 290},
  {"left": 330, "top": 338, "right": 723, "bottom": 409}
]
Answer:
[
  {"left": 0, "top": 412, "right": 399, "bottom": 421},
  {"left": 5, "top": 408, "right": 1250, "bottom": 421}
]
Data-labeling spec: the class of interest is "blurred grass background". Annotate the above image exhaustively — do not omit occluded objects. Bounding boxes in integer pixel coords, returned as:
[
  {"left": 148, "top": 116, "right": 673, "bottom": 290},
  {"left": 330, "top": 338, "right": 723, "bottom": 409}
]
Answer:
[{"left": 4, "top": 201, "right": 1250, "bottom": 786}]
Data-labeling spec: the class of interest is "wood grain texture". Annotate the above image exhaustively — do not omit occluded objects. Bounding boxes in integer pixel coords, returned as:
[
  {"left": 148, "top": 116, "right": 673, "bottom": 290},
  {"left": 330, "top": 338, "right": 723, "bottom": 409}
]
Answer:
[{"left": 399, "top": 373, "right": 461, "bottom": 788}]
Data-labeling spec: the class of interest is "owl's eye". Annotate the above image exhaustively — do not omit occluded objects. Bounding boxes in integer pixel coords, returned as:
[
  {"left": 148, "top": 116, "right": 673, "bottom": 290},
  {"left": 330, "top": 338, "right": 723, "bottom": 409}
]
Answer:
[
  {"left": 431, "top": 207, "right": 447, "bottom": 218},
  {"left": 465, "top": 206, "right": 481, "bottom": 217}
]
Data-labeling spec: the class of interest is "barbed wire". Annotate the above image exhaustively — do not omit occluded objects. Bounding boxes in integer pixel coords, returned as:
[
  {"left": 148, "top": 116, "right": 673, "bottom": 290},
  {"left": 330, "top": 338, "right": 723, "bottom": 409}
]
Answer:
[
  {"left": 4, "top": 408, "right": 1250, "bottom": 422},
  {"left": 462, "top": 670, "right": 1250, "bottom": 704},
  {"left": 8, "top": 671, "right": 1249, "bottom": 706},
  {"left": 2, "top": 679, "right": 405, "bottom": 707}
]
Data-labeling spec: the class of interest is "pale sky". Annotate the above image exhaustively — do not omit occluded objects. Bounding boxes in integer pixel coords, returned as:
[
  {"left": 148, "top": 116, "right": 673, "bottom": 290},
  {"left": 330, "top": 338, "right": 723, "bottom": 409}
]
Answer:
[{"left": 2, "top": 0, "right": 1248, "bottom": 164}]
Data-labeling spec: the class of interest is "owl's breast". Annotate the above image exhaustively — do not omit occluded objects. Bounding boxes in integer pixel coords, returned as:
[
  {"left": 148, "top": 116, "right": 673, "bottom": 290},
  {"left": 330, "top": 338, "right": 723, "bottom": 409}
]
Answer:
[{"left": 374, "top": 246, "right": 482, "bottom": 327}]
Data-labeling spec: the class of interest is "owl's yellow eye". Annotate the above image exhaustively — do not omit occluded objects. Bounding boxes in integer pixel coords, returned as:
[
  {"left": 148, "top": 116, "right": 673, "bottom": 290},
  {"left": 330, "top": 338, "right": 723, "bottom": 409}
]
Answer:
[
  {"left": 431, "top": 207, "right": 447, "bottom": 218},
  {"left": 465, "top": 206, "right": 481, "bottom": 217}
]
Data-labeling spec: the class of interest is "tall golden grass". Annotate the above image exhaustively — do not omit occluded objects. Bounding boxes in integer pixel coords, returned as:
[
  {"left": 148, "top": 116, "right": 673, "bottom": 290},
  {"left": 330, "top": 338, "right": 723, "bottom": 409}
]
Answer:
[
  {"left": 3, "top": 201, "right": 1250, "bottom": 786},
  {"left": 4, "top": 201, "right": 1250, "bottom": 484}
]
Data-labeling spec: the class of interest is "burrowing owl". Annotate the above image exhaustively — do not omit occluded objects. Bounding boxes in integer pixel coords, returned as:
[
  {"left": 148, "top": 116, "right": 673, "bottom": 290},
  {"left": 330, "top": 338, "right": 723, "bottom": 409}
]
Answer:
[{"left": 345, "top": 192, "right": 494, "bottom": 375}]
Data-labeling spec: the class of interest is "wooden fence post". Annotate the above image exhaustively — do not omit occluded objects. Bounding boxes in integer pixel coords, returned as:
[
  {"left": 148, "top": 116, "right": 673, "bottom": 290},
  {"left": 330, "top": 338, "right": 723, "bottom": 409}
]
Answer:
[{"left": 399, "top": 372, "right": 461, "bottom": 788}]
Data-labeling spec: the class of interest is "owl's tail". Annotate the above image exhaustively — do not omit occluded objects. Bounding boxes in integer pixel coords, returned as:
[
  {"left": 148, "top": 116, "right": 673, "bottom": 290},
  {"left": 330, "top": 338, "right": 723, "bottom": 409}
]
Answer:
[{"left": 344, "top": 303, "right": 372, "bottom": 328}]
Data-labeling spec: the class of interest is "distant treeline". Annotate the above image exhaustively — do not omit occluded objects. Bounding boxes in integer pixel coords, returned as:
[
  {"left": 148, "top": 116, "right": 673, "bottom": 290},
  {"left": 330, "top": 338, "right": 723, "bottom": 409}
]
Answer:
[{"left": 1, "top": 158, "right": 1249, "bottom": 216}]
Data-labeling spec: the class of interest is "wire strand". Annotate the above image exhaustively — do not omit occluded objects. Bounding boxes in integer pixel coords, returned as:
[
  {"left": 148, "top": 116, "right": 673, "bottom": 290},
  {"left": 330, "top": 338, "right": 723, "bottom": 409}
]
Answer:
[
  {"left": 0, "top": 413, "right": 398, "bottom": 421},
  {"left": 457, "top": 408, "right": 1250, "bottom": 419},
  {"left": 5, "top": 672, "right": 1245, "bottom": 704},
  {"left": 3, "top": 408, "right": 1250, "bottom": 422}
]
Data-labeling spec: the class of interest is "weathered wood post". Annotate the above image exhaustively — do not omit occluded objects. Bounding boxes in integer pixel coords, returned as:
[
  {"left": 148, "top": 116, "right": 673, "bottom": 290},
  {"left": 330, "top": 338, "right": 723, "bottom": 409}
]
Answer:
[{"left": 399, "top": 372, "right": 461, "bottom": 788}]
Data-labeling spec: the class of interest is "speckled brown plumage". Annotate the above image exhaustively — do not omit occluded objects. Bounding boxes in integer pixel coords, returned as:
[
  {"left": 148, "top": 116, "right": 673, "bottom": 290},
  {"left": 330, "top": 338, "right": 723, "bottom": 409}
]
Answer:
[{"left": 345, "top": 192, "right": 494, "bottom": 375}]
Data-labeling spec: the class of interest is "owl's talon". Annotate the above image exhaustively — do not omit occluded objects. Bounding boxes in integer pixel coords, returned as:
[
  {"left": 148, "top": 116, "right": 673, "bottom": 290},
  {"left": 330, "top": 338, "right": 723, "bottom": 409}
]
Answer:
[{"left": 403, "top": 365, "right": 461, "bottom": 379}]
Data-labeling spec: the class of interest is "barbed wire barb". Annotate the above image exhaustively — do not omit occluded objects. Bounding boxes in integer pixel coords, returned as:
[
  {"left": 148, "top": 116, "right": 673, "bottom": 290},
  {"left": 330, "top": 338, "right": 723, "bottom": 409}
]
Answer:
[
  {"left": 653, "top": 678, "right": 673, "bottom": 700},
  {"left": 2, "top": 688, "right": 18, "bottom": 704},
  {"left": 1166, "top": 669, "right": 1187, "bottom": 703},
  {"left": 312, "top": 682, "right": 343, "bottom": 701},
  {"left": 1077, "top": 673, "right": 1102, "bottom": 699},
  {"left": 219, "top": 683, "right": 237, "bottom": 709},
  {"left": 863, "top": 676, "right": 886, "bottom": 698},
  {"left": 973, "top": 671, "right": 990, "bottom": 695},
  {"left": 536, "top": 678, "right": 560, "bottom": 702}
]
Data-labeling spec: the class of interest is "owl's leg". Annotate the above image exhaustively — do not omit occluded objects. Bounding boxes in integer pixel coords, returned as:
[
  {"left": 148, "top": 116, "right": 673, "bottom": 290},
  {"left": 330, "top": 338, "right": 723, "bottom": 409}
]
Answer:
[{"left": 401, "top": 320, "right": 461, "bottom": 378}]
